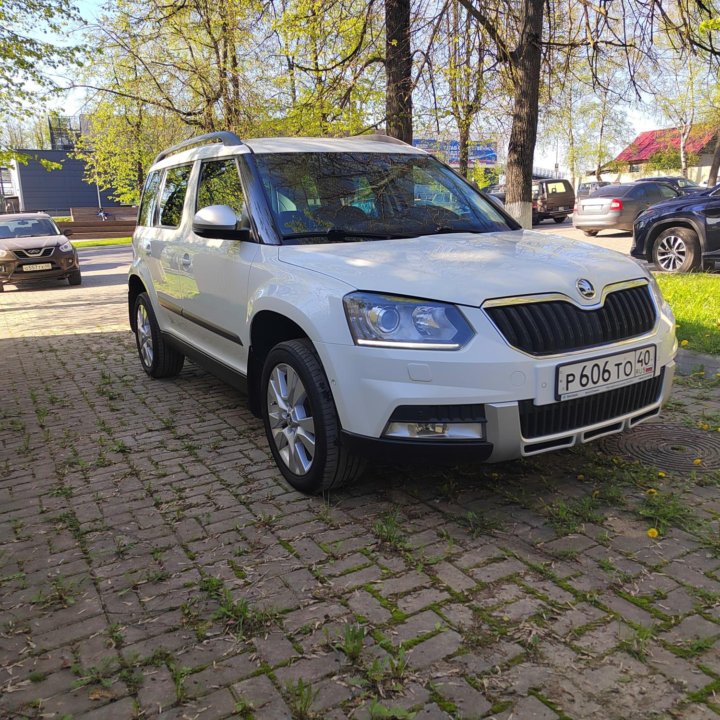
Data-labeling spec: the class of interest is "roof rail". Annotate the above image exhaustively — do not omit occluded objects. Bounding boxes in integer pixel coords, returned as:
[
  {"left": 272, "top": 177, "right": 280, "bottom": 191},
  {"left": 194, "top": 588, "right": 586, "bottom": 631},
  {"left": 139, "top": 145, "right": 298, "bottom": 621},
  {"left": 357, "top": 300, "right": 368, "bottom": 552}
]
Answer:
[
  {"left": 348, "top": 133, "right": 411, "bottom": 147},
  {"left": 153, "top": 131, "right": 244, "bottom": 165}
]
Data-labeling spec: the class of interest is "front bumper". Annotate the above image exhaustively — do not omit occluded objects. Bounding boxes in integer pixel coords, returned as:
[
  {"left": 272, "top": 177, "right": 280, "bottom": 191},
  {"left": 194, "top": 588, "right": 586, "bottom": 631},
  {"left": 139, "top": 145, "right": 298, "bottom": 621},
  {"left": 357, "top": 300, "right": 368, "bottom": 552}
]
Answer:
[
  {"left": 316, "top": 304, "right": 677, "bottom": 464},
  {"left": 0, "top": 251, "right": 79, "bottom": 284}
]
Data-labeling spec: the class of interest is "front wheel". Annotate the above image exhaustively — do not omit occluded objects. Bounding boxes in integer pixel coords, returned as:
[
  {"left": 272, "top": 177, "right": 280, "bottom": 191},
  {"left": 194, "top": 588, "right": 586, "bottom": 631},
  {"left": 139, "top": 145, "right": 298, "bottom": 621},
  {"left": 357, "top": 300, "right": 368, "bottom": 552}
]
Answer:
[
  {"left": 68, "top": 270, "right": 82, "bottom": 286},
  {"left": 583, "top": 230, "right": 599, "bottom": 237},
  {"left": 261, "top": 339, "right": 364, "bottom": 494},
  {"left": 133, "top": 292, "right": 185, "bottom": 378},
  {"left": 553, "top": 216, "right": 567, "bottom": 224},
  {"left": 652, "top": 227, "right": 701, "bottom": 273}
]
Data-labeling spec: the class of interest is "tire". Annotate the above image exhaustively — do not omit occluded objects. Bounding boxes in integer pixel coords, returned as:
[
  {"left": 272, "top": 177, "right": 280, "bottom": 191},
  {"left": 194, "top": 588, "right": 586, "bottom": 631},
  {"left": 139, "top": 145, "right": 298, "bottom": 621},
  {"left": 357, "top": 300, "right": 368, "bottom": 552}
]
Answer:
[
  {"left": 261, "top": 338, "right": 364, "bottom": 494},
  {"left": 0, "top": 284, "right": 4, "bottom": 293},
  {"left": 553, "top": 216, "right": 567, "bottom": 224},
  {"left": 68, "top": 270, "right": 82, "bottom": 286},
  {"left": 583, "top": 230, "right": 599, "bottom": 237},
  {"left": 532, "top": 212, "right": 539, "bottom": 225},
  {"left": 133, "top": 292, "right": 185, "bottom": 378},
  {"left": 652, "top": 227, "right": 701, "bottom": 273}
]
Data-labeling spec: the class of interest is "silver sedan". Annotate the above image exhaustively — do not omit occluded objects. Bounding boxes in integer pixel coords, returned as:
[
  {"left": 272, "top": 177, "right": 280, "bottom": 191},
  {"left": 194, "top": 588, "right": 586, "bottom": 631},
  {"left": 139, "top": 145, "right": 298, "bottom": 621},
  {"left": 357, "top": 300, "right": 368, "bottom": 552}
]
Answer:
[{"left": 573, "top": 182, "right": 679, "bottom": 236}]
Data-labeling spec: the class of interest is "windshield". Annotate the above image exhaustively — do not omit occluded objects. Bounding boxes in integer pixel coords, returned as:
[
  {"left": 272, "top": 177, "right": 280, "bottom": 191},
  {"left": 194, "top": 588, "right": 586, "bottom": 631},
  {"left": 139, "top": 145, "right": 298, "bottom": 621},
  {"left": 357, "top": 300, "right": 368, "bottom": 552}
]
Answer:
[
  {"left": 254, "top": 152, "right": 514, "bottom": 244},
  {"left": 0, "top": 218, "right": 61, "bottom": 239}
]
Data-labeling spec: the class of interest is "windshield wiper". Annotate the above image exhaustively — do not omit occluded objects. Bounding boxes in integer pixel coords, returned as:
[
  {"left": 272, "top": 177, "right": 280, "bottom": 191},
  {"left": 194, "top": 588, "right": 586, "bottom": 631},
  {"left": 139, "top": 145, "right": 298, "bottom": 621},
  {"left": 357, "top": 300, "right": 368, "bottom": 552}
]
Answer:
[{"left": 282, "top": 229, "right": 412, "bottom": 242}]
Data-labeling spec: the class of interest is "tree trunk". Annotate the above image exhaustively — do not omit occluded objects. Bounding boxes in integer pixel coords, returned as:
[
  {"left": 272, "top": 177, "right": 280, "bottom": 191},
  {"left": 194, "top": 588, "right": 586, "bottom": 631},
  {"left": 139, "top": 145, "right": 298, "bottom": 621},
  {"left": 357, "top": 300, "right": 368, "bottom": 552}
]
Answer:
[
  {"left": 504, "top": 0, "right": 544, "bottom": 228},
  {"left": 707, "top": 133, "right": 720, "bottom": 186},
  {"left": 459, "top": 122, "right": 470, "bottom": 177},
  {"left": 385, "top": 0, "right": 413, "bottom": 144}
]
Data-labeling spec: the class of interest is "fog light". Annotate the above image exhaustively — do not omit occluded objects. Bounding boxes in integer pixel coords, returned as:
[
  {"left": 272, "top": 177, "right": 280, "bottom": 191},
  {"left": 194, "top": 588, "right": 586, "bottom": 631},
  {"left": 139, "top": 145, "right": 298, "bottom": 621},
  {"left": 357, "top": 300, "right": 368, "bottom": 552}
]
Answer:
[{"left": 384, "top": 422, "right": 485, "bottom": 440}]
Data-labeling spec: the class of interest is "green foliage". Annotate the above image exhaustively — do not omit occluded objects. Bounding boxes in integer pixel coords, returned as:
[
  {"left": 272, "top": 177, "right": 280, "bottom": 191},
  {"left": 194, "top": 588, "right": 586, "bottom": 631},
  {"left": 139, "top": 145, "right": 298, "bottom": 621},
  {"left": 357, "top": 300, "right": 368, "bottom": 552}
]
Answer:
[
  {"left": 645, "top": 148, "right": 698, "bottom": 173},
  {"left": 339, "top": 622, "right": 366, "bottom": 661},
  {"left": 0, "top": 0, "right": 84, "bottom": 129}
]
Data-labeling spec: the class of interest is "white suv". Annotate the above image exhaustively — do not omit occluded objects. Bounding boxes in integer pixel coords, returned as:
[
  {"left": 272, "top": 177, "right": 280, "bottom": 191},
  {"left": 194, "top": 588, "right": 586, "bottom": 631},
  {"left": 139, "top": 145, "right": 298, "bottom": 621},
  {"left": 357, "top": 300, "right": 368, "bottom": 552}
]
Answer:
[{"left": 128, "top": 132, "right": 677, "bottom": 493}]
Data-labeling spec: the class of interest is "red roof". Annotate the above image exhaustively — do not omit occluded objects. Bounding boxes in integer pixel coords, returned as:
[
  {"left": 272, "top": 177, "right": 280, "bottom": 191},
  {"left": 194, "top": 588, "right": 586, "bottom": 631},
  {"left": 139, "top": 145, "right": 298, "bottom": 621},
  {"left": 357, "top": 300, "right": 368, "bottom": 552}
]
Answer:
[{"left": 615, "top": 127, "right": 716, "bottom": 163}]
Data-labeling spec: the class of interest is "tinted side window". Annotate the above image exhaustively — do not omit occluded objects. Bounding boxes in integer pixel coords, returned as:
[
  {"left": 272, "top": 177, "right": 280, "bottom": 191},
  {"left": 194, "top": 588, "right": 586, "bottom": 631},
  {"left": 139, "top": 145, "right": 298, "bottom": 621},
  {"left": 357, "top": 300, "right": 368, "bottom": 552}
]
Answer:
[
  {"left": 627, "top": 185, "right": 647, "bottom": 200},
  {"left": 158, "top": 165, "right": 193, "bottom": 228},
  {"left": 197, "top": 159, "right": 245, "bottom": 217},
  {"left": 138, "top": 171, "right": 162, "bottom": 226},
  {"left": 658, "top": 184, "right": 678, "bottom": 199}
]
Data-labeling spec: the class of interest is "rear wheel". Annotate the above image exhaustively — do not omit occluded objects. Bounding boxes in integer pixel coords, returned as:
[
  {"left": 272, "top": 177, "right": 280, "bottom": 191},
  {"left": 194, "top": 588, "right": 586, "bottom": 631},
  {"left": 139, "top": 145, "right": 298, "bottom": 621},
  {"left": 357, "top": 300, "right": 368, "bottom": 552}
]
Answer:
[
  {"left": 652, "top": 227, "right": 701, "bottom": 273},
  {"left": 133, "top": 292, "right": 185, "bottom": 378},
  {"left": 261, "top": 338, "right": 364, "bottom": 494},
  {"left": 68, "top": 270, "right": 82, "bottom": 286},
  {"left": 583, "top": 230, "right": 599, "bottom": 237},
  {"left": 554, "top": 216, "right": 567, "bottom": 224}
]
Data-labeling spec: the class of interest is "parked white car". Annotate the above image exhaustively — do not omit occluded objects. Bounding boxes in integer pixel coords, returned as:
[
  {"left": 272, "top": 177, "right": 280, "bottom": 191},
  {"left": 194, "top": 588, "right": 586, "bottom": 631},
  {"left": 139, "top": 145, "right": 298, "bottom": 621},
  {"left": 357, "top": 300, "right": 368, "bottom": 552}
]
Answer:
[{"left": 128, "top": 132, "right": 677, "bottom": 493}]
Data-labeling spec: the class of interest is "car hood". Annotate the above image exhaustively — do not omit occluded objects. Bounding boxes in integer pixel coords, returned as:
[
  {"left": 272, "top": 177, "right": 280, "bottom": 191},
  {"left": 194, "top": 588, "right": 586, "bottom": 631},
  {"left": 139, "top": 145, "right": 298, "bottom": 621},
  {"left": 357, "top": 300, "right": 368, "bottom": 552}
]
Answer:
[
  {"left": 0, "top": 234, "right": 64, "bottom": 251},
  {"left": 278, "top": 231, "right": 647, "bottom": 307},
  {"left": 648, "top": 193, "right": 715, "bottom": 212}
]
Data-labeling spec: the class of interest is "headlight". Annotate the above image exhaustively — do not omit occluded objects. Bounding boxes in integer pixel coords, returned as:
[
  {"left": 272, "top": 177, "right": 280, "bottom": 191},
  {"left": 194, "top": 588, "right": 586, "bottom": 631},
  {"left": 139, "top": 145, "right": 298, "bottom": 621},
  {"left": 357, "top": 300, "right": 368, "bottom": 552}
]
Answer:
[
  {"left": 0, "top": 248, "right": 11, "bottom": 258},
  {"left": 58, "top": 240, "right": 73, "bottom": 252},
  {"left": 647, "top": 274, "right": 674, "bottom": 321},
  {"left": 343, "top": 292, "right": 474, "bottom": 349}
]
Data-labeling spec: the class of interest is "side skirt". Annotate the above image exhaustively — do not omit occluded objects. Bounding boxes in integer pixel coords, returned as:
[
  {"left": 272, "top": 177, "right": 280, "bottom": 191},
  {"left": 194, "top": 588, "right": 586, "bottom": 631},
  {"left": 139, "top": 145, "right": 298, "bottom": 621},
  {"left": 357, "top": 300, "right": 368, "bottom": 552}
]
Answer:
[{"left": 162, "top": 332, "right": 248, "bottom": 394}]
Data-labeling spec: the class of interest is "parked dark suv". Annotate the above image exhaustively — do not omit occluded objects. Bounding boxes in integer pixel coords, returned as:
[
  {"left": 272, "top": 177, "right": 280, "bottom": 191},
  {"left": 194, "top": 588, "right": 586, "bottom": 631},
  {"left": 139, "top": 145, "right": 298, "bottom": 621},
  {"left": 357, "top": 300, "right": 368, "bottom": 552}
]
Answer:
[
  {"left": 632, "top": 184, "right": 720, "bottom": 272},
  {"left": 0, "top": 213, "right": 81, "bottom": 291},
  {"left": 532, "top": 179, "right": 575, "bottom": 224},
  {"left": 635, "top": 176, "right": 704, "bottom": 196}
]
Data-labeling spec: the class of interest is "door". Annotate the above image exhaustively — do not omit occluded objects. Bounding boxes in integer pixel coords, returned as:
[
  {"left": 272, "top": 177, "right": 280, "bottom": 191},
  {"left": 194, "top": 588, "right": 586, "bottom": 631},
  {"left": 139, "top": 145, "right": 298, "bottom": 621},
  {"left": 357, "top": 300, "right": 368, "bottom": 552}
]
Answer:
[{"left": 181, "top": 155, "right": 258, "bottom": 375}]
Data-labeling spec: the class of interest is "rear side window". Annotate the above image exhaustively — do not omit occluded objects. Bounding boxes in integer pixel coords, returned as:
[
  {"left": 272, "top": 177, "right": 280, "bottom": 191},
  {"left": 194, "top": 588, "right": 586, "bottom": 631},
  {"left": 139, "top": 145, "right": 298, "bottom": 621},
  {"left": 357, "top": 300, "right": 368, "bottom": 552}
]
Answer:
[
  {"left": 593, "top": 185, "right": 630, "bottom": 197},
  {"left": 197, "top": 159, "right": 245, "bottom": 216},
  {"left": 158, "top": 165, "right": 193, "bottom": 228},
  {"left": 138, "top": 171, "right": 162, "bottom": 226},
  {"left": 546, "top": 181, "right": 569, "bottom": 194}
]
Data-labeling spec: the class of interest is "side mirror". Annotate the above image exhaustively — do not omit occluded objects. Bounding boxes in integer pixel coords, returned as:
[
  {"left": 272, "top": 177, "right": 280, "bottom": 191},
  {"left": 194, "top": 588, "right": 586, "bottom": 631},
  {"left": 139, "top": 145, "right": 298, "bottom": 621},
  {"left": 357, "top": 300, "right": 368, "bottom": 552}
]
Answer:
[
  {"left": 193, "top": 205, "right": 250, "bottom": 241},
  {"left": 62, "top": 229, "right": 73, "bottom": 237}
]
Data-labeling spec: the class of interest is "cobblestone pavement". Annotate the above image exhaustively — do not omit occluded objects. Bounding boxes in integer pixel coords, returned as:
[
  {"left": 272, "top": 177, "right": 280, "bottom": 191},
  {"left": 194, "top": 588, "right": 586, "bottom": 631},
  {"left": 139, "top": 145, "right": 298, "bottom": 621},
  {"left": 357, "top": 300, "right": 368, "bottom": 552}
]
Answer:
[{"left": 1, "top": 248, "right": 720, "bottom": 720}]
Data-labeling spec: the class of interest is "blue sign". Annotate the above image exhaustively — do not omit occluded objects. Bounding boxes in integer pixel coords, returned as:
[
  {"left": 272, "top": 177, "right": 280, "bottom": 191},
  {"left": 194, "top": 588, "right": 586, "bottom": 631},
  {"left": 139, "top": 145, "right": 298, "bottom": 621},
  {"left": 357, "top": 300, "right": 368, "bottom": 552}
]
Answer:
[{"left": 413, "top": 139, "right": 497, "bottom": 165}]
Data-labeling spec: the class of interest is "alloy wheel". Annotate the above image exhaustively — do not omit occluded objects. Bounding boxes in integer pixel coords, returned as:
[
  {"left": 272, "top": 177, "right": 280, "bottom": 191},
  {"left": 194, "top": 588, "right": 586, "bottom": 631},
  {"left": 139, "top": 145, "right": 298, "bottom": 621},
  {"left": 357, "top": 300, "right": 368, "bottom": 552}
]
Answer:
[
  {"left": 136, "top": 304, "right": 154, "bottom": 368},
  {"left": 656, "top": 234, "right": 687, "bottom": 272},
  {"left": 266, "top": 363, "right": 316, "bottom": 475}
]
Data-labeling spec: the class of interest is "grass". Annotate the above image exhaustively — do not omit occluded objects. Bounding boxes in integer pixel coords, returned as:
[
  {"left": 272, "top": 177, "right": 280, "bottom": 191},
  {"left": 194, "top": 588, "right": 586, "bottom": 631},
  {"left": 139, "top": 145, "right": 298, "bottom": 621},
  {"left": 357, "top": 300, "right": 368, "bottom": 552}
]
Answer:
[
  {"left": 71, "top": 237, "right": 132, "bottom": 248},
  {"left": 654, "top": 272, "right": 720, "bottom": 356}
]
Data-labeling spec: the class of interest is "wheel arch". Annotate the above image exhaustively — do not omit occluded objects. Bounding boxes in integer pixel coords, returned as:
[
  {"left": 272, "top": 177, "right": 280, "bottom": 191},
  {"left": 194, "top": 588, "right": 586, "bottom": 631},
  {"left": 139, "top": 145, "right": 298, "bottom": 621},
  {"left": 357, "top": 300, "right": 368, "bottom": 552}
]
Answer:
[
  {"left": 646, "top": 216, "right": 704, "bottom": 257},
  {"left": 128, "top": 274, "right": 147, "bottom": 332},
  {"left": 247, "top": 310, "right": 311, "bottom": 416}
]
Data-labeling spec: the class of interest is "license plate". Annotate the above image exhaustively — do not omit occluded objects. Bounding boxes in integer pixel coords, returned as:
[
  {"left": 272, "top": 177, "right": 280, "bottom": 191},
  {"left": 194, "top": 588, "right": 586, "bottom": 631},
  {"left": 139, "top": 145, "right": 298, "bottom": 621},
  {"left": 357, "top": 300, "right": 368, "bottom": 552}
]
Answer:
[
  {"left": 556, "top": 346, "right": 656, "bottom": 401},
  {"left": 558, "top": 206, "right": 568, "bottom": 211},
  {"left": 22, "top": 263, "right": 52, "bottom": 272}
]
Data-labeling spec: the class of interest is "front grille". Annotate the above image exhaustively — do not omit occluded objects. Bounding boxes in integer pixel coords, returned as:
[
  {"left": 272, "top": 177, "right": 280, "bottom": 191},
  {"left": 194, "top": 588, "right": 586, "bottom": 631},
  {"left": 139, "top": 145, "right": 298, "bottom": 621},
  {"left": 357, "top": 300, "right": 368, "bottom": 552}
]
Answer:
[
  {"left": 485, "top": 284, "right": 656, "bottom": 355},
  {"left": 519, "top": 371, "right": 664, "bottom": 439},
  {"left": 15, "top": 247, "right": 54, "bottom": 259}
]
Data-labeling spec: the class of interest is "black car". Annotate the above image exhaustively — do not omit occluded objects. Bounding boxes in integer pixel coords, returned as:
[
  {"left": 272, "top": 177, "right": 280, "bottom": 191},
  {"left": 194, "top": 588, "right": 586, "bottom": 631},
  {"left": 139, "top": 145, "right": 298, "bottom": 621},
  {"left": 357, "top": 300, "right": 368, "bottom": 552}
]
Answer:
[
  {"left": 635, "top": 176, "right": 705, "bottom": 196},
  {"left": 632, "top": 184, "right": 720, "bottom": 272}
]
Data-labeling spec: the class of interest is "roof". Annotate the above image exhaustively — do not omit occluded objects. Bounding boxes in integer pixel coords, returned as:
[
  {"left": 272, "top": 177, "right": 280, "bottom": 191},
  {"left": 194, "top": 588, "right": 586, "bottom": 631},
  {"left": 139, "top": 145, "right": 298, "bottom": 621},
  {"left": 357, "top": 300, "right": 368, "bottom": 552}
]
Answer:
[
  {"left": 153, "top": 135, "right": 425, "bottom": 169},
  {"left": 0, "top": 212, "right": 52, "bottom": 220},
  {"left": 615, "top": 127, "right": 716, "bottom": 163}
]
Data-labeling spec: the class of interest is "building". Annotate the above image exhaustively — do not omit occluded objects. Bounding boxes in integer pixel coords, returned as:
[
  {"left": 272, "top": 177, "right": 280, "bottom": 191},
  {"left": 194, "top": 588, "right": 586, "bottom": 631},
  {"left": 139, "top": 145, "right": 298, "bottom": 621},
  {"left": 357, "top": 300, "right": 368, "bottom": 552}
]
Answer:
[
  {"left": 607, "top": 126, "right": 718, "bottom": 183},
  {"left": 1, "top": 150, "right": 119, "bottom": 216}
]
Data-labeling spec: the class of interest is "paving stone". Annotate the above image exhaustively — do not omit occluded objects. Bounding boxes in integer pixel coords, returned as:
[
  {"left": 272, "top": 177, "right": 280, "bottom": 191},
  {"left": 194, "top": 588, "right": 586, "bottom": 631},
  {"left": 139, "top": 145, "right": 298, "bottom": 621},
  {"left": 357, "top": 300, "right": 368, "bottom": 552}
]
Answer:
[
  {"left": 273, "top": 653, "right": 342, "bottom": 684},
  {"left": 433, "top": 678, "right": 492, "bottom": 717},
  {"left": 471, "top": 559, "right": 526, "bottom": 584},
  {"left": 406, "top": 630, "right": 462, "bottom": 668},
  {"left": 347, "top": 589, "right": 392, "bottom": 624},
  {"left": 504, "top": 695, "right": 560, "bottom": 719},
  {"left": 663, "top": 615, "right": 720, "bottom": 644}
]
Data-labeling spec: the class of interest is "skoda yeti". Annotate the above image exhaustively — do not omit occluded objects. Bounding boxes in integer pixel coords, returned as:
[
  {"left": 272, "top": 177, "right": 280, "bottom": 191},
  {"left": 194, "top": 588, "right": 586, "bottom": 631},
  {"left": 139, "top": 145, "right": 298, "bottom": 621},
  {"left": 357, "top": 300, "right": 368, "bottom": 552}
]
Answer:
[{"left": 128, "top": 132, "right": 677, "bottom": 493}]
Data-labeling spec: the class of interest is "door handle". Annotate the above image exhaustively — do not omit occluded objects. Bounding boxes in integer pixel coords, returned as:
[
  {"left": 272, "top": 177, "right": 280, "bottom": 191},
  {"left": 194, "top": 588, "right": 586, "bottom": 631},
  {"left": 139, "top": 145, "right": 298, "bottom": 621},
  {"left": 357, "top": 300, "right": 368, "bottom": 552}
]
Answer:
[{"left": 181, "top": 253, "right": 192, "bottom": 271}]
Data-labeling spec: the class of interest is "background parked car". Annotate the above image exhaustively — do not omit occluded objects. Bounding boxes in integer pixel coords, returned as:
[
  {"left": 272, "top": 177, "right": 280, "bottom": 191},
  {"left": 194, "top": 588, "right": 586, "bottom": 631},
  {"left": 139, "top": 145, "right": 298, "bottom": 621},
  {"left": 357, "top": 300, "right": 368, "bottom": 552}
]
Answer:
[
  {"left": 635, "top": 176, "right": 705, "bottom": 196},
  {"left": 577, "top": 180, "right": 611, "bottom": 197},
  {"left": 573, "top": 182, "right": 679, "bottom": 236},
  {"left": 532, "top": 178, "right": 575, "bottom": 224},
  {"left": 632, "top": 183, "right": 720, "bottom": 272},
  {"left": 0, "top": 213, "right": 81, "bottom": 291}
]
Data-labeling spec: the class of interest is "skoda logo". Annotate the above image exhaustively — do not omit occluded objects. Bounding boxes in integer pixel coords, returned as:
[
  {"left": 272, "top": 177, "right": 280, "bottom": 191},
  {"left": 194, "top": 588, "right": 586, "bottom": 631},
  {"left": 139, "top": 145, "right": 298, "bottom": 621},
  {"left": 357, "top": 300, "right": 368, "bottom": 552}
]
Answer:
[{"left": 576, "top": 278, "right": 595, "bottom": 299}]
